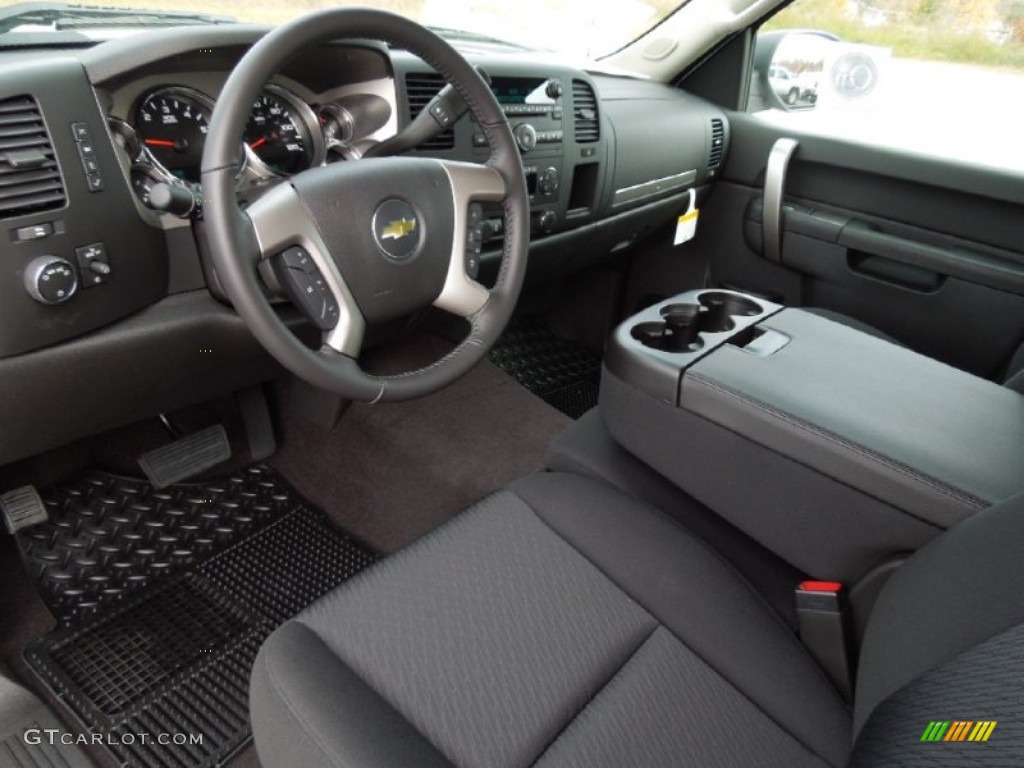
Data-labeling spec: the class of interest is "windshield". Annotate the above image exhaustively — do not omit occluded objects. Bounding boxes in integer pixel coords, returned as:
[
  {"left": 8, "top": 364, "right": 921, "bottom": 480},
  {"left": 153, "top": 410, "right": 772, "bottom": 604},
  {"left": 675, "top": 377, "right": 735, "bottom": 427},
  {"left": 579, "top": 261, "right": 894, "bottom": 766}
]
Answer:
[{"left": 0, "top": 0, "right": 685, "bottom": 58}]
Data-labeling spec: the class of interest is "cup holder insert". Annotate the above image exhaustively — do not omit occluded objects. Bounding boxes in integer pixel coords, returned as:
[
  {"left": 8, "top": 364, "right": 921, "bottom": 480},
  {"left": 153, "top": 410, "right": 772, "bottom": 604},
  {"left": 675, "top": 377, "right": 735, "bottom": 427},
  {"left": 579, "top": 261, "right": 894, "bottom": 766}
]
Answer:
[{"left": 696, "top": 292, "right": 762, "bottom": 334}]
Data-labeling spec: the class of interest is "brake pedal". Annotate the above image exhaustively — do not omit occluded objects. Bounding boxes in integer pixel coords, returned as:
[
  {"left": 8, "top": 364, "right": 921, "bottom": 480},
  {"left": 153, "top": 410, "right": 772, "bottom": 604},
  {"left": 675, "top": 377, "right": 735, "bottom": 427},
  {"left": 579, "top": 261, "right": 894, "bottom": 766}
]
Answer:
[
  {"left": 139, "top": 424, "right": 231, "bottom": 488},
  {"left": 0, "top": 485, "right": 48, "bottom": 534}
]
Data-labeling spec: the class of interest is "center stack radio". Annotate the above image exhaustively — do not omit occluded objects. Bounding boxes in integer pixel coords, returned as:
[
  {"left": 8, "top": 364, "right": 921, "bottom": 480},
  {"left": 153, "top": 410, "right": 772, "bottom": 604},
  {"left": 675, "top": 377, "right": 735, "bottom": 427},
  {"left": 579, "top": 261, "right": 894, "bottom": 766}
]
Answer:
[{"left": 472, "top": 76, "right": 567, "bottom": 236}]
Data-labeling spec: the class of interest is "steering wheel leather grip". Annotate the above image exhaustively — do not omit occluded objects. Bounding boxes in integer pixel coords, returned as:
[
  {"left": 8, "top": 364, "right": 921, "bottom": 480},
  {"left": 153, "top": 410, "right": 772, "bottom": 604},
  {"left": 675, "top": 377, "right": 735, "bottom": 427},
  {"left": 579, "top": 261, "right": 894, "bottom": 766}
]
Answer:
[{"left": 201, "top": 8, "right": 529, "bottom": 402}]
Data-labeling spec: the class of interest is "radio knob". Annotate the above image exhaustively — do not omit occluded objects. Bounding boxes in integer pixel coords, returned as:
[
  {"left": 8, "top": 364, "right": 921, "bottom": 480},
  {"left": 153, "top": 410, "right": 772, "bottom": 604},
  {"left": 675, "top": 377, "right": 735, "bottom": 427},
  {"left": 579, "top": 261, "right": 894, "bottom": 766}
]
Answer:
[
  {"left": 545, "top": 80, "right": 563, "bottom": 99},
  {"left": 24, "top": 256, "right": 78, "bottom": 305},
  {"left": 513, "top": 123, "right": 537, "bottom": 153}
]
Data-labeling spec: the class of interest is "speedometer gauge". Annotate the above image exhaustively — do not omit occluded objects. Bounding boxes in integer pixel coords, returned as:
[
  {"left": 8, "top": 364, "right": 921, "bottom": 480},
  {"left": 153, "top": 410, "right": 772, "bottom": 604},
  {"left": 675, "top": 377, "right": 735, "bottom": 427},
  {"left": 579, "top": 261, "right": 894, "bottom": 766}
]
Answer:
[
  {"left": 244, "top": 87, "right": 321, "bottom": 175},
  {"left": 134, "top": 87, "right": 213, "bottom": 184}
]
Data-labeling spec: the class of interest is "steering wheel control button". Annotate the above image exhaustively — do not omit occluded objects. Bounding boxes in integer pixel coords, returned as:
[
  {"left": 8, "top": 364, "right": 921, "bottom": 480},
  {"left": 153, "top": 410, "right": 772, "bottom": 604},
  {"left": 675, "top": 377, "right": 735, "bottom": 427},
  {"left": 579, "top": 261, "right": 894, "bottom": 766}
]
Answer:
[
  {"left": 25, "top": 256, "right": 79, "bottom": 304},
  {"left": 75, "top": 243, "right": 110, "bottom": 287},
  {"left": 372, "top": 199, "right": 422, "bottom": 262},
  {"left": 464, "top": 204, "right": 485, "bottom": 279},
  {"left": 14, "top": 221, "right": 54, "bottom": 242},
  {"left": 271, "top": 248, "right": 338, "bottom": 331},
  {"left": 428, "top": 101, "right": 454, "bottom": 129},
  {"left": 323, "top": 293, "right": 340, "bottom": 325},
  {"left": 281, "top": 246, "right": 316, "bottom": 273}
]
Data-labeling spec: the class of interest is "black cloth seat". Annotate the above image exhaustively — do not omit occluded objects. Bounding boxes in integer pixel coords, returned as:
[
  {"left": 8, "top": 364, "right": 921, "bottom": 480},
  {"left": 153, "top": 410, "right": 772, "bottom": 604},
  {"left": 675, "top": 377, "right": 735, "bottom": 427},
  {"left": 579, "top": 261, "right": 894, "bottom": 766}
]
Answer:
[{"left": 251, "top": 472, "right": 1024, "bottom": 767}]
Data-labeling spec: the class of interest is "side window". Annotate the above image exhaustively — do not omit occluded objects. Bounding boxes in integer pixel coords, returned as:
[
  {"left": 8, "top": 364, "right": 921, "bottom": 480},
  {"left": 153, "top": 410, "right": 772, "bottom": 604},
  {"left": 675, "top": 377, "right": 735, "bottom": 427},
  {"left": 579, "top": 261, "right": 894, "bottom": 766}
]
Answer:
[{"left": 748, "top": 0, "right": 1024, "bottom": 172}]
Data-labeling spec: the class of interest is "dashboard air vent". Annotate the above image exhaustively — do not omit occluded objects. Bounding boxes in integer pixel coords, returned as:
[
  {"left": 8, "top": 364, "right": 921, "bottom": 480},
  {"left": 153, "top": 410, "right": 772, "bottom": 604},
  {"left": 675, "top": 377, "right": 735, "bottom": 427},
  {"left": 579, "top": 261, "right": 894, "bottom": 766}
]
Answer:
[
  {"left": 404, "top": 72, "right": 455, "bottom": 151},
  {"left": 0, "top": 95, "right": 65, "bottom": 219},
  {"left": 571, "top": 80, "right": 599, "bottom": 143},
  {"left": 708, "top": 118, "right": 725, "bottom": 168}
]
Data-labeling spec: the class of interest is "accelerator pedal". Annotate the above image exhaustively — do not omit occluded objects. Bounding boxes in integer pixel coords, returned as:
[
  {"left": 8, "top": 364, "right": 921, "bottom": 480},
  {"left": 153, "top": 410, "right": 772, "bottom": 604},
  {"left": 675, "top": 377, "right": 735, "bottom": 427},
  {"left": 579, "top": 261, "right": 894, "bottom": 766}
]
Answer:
[{"left": 138, "top": 424, "right": 230, "bottom": 488}]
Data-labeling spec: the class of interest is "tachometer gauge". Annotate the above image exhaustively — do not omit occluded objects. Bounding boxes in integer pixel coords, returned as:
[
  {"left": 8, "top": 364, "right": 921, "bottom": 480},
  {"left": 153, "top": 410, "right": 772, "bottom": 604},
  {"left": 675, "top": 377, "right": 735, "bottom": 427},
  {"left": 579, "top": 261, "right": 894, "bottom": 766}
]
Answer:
[
  {"left": 134, "top": 87, "right": 214, "bottom": 184},
  {"left": 244, "top": 86, "right": 322, "bottom": 176}
]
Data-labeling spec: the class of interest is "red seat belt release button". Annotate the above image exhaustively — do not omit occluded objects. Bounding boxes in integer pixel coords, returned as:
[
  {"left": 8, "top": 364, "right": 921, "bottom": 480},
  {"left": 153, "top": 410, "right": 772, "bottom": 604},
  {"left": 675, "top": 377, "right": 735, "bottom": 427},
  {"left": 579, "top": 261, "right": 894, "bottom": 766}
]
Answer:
[
  {"left": 795, "top": 580, "right": 854, "bottom": 701},
  {"left": 799, "top": 580, "right": 843, "bottom": 593}
]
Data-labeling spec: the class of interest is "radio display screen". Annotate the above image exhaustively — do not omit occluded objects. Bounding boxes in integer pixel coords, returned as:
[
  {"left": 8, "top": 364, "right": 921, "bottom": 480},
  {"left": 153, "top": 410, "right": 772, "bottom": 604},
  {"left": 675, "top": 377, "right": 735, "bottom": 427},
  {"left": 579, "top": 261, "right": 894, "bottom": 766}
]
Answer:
[{"left": 491, "top": 77, "right": 553, "bottom": 105}]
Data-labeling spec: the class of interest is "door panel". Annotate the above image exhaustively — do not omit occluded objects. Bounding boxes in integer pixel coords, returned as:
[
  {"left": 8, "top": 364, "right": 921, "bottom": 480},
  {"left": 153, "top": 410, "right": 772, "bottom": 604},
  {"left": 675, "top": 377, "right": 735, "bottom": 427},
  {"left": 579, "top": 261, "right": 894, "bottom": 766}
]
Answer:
[{"left": 701, "top": 112, "right": 1024, "bottom": 379}]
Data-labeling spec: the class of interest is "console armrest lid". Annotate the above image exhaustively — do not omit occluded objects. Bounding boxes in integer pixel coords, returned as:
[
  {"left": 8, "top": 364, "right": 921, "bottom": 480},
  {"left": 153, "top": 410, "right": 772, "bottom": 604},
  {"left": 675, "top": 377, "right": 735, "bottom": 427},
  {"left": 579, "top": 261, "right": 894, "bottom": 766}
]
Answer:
[{"left": 682, "top": 308, "right": 1024, "bottom": 528}]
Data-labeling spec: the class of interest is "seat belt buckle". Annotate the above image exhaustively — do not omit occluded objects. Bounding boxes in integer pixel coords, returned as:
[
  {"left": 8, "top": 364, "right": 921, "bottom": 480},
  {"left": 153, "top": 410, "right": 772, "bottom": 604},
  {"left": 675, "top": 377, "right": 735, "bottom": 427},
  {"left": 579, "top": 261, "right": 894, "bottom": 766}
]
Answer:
[{"left": 795, "top": 580, "right": 854, "bottom": 701}]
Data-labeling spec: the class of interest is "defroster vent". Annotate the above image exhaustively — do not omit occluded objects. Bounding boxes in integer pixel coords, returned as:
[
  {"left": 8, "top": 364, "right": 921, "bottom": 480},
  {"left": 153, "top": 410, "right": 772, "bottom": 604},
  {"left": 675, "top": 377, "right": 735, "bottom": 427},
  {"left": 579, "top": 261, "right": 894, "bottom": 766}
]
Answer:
[
  {"left": 0, "top": 95, "right": 65, "bottom": 219},
  {"left": 405, "top": 72, "right": 455, "bottom": 151},
  {"left": 708, "top": 118, "right": 725, "bottom": 168},
  {"left": 571, "top": 80, "right": 599, "bottom": 143}
]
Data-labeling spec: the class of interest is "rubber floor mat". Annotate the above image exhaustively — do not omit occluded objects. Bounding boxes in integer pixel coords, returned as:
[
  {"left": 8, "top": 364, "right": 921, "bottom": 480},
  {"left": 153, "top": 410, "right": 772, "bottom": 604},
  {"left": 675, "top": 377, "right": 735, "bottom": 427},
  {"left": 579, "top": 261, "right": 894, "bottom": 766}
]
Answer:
[
  {"left": 20, "top": 466, "right": 376, "bottom": 767},
  {"left": 489, "top": 321, "right": 602, "bottom": 419}
]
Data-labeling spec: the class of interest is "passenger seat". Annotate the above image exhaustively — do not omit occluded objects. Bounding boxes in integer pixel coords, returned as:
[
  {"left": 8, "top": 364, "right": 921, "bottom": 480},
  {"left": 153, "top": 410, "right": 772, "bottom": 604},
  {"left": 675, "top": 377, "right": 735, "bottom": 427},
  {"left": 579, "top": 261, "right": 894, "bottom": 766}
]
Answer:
[{"left": 249, "top": 471, "right": 1024, "bottom": 766}]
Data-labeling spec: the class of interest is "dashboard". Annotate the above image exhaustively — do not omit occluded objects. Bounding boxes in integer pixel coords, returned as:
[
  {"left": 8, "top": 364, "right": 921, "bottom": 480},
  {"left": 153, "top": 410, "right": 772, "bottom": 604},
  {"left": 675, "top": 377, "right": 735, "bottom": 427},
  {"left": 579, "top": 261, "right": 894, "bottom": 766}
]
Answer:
[{"left": 0, "top": 25, "right": 730, "bottom": 465}]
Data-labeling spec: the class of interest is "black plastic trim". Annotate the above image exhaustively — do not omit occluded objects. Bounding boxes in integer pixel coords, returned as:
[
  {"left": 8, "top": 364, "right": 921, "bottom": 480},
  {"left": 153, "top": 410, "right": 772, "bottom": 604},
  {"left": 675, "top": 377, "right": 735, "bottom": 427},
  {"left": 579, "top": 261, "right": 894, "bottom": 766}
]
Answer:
[
  {"left": 0, "top": 291, "right": 311, "bottom": 466},
  {"left": 725, "top": 111, "right": 1024, "bottom": 208}
]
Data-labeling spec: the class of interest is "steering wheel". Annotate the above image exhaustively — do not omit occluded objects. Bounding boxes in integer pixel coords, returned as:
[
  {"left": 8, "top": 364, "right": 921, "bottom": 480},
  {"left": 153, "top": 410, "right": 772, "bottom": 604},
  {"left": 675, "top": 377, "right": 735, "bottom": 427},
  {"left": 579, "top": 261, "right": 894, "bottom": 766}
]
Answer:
[{"left": 201, "top": 8, "right": 529, "bottom": 402}]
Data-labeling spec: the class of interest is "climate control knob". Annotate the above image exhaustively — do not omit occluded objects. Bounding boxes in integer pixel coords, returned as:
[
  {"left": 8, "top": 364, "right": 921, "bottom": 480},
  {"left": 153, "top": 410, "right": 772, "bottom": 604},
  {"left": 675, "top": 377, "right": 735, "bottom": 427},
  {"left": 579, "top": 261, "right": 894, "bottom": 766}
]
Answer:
[
  {"left": 24, "top": 256, "right": 78, "bottom": 305},
  {"left": 513, "top": 123, "right": 537, "bottom": 153}
]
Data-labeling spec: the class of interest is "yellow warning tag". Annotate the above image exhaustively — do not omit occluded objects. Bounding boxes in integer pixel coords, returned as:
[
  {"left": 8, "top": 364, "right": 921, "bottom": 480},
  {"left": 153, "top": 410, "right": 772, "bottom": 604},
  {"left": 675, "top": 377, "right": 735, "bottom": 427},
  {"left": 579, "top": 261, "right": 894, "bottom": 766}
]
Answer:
[
  {"left": 674, "top": 188, "right": 699, "bottom": 245},
  {"left": 674, "top": 209, "right": 699, "bottom": 245}
]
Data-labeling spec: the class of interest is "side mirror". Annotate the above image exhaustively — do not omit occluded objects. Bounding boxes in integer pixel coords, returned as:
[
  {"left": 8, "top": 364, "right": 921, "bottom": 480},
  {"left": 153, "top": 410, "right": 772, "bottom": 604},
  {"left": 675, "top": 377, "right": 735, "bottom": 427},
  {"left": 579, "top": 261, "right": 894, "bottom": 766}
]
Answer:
[
  {"left": 753, "top": 30, "right": 838, "bottom": 111},
  {"left": 753, "top": 30, "right": 886, "bottom": 112}
]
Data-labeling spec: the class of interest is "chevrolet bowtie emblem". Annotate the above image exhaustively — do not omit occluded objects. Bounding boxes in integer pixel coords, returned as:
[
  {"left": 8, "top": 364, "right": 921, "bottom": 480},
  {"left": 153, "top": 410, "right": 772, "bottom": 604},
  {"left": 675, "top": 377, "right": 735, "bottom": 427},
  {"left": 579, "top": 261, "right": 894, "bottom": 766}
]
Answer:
[{"left": 380, "top": 217, "right": 417, "bottom": 240}]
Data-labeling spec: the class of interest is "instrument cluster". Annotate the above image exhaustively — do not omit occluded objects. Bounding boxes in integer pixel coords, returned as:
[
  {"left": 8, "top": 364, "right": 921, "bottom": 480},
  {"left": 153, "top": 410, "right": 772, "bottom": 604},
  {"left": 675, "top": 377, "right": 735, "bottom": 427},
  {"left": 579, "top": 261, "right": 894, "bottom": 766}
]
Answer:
[{"left": 112, "top": 83, "right": 391, "bottom": 212}]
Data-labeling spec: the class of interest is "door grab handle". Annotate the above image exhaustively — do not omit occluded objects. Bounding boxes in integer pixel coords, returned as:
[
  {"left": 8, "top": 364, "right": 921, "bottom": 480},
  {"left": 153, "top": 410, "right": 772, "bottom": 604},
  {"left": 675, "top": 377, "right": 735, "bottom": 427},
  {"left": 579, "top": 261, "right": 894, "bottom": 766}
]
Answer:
[
  {"left": 839, "top": 220, "right": 1024, "bottom": 295},
  {"left": 763, "top": 138, "right": 799, "bottom": 264}
]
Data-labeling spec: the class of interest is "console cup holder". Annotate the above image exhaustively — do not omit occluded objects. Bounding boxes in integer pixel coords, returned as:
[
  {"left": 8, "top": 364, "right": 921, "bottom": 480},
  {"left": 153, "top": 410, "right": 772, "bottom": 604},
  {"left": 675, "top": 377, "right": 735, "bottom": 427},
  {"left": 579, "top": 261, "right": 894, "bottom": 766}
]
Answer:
[
  {"left": 629, "top": 293, "right": 765, "bottom": 353},
  {"left": 614, "top": 288, "right": 779, "bottom": 402},
  {"left": 698, "top": 291, "right": 762, "bottom": 333}
]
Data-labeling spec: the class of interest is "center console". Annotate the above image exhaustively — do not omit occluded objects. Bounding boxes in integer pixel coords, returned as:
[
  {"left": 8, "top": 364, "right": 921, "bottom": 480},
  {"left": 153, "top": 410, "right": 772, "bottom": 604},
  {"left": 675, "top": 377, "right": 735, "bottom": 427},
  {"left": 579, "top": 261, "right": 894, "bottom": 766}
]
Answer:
[
  {"left": 601, "top": 290, "right": 1024, "bottom": 580},
  {"left": 470, "top": 73, "right": 600, "bottom": 239}
]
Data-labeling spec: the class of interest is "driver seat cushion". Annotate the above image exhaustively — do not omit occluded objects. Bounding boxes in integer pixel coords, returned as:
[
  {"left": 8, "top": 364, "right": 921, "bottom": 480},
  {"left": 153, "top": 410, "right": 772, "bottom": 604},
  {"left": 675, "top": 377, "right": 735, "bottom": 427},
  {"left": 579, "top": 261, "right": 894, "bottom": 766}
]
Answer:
[{"left": 251, "top": 471, "right": 850, "bottom": 768}]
